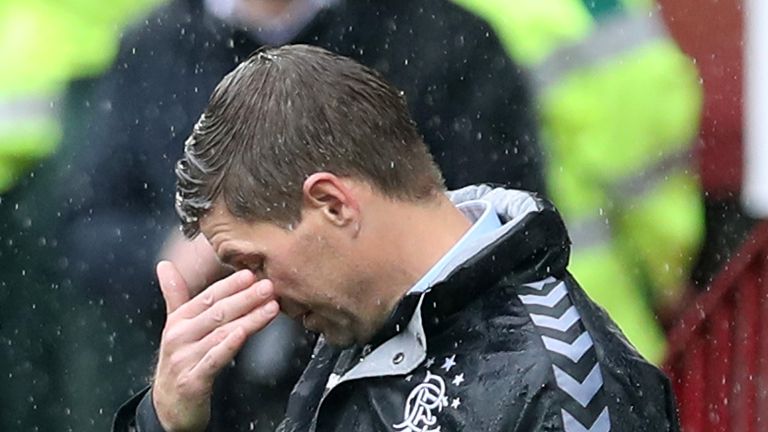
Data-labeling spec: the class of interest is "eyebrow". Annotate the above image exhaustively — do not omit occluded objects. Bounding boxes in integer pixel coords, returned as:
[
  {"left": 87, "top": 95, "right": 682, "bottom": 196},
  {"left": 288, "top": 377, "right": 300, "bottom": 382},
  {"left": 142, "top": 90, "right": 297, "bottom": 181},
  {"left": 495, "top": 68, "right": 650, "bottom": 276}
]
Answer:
[{"left": 218, "top": 250, "right": 264, "bottom": 272}]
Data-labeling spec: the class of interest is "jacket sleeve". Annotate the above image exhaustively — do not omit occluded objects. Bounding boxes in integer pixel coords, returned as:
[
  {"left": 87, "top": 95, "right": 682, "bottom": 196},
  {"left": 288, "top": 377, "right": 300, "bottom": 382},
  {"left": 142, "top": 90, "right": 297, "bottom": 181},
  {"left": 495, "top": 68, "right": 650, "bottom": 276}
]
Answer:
[{"left": 112, "top": 387, "right": 167, "bottom": 432}]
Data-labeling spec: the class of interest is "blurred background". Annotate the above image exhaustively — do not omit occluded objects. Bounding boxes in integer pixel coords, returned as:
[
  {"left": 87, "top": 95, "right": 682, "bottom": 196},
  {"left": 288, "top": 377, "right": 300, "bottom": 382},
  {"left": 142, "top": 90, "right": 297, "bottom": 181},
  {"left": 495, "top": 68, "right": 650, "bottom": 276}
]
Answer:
[{"left": 0, "top": 0, "right": 765, "bottom": 430}]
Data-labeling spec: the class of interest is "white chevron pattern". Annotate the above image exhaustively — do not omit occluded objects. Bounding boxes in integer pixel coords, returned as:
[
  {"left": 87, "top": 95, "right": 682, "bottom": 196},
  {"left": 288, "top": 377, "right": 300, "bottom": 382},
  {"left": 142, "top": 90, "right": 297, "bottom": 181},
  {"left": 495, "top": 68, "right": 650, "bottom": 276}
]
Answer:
[
  {"left": 553, "top": 364, "right": 604, "bottom": 407},
  {"left": 522, "top": 276, "right": 557, "bottom": 290},
  {"left": 519, "top": 282, "right": 568, "bottom": 307},
  {"left": 541, "top": 332, "right": 594, "bottom": 363},
  {"left": 562, "top": 407, "right": 611, "bottom": 432},
  {"left": 518, "top": 277, "right": 611, "bottom": 431},
  {"left": 529, "top": 305, "right": 580, "bottom": 332}
]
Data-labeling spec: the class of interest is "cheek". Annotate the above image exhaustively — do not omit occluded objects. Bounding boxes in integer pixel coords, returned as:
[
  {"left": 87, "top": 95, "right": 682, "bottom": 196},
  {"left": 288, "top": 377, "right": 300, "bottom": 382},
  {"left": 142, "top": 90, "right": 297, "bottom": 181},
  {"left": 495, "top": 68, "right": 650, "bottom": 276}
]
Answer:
[
  {"left": 279, "top": 238, "right": 347, "bottom": 303},
  {"left": 267, "top": 258, "right": 316, "bottom": 300}
]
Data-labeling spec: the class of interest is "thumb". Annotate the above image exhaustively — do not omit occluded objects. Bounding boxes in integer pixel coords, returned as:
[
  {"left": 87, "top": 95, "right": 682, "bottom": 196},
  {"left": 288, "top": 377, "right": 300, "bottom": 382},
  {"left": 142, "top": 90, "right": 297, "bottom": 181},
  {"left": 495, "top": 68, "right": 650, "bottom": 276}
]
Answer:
[{"left": 156, "top": 260, "right": 190, "bottom": 314}]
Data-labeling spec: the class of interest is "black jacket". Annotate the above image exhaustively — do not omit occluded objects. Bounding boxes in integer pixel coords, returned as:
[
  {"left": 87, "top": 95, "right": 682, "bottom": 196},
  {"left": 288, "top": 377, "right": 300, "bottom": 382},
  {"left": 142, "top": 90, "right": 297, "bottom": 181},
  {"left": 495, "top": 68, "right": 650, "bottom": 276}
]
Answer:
[{"left": 114, "top": 186, "right": 680, "bottom": 431}]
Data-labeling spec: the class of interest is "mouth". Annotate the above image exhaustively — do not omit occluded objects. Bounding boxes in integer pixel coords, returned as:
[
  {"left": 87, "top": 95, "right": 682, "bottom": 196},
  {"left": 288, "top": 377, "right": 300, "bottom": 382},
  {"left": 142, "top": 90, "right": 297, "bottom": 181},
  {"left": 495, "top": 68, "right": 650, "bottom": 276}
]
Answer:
[
  {"left": 281, "top": 301, "right": 308, "bottom": 321},
  {"left": 288, "top": 308, "right": 312, "bottom": 325}
]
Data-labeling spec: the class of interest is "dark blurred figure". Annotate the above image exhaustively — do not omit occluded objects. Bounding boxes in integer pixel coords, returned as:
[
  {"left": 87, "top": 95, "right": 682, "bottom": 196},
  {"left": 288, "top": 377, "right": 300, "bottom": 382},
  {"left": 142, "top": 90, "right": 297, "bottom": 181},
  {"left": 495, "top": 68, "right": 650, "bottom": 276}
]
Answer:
[
  {"left": 0, "top": 171, "right": 64, "bottom": 431},
  {"left": 54, "top": 0, "right": 543, "bottom": 430},
  {"left": 0, "top": 2, "right": 159, "bottom": 430}
]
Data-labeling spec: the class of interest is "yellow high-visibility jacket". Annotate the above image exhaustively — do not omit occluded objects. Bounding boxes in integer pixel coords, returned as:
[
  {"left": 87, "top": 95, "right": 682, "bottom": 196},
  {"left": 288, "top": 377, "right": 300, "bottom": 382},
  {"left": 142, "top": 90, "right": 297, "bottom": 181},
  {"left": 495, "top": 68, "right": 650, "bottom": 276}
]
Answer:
[
  {"left": 454, "top": 0, "right": 704, "bottom": 363},
  {"left": 0, "top": 0, "right": 160, "bottom": 192}
]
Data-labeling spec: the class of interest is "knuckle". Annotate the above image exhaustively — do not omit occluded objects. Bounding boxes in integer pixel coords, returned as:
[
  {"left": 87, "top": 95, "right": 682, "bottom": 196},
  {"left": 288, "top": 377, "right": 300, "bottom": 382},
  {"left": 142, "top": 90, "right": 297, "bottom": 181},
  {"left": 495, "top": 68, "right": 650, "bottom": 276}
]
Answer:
[
  {"left": 167, "top": 352, "right": 187, "bottom": 373},
  {"left": 200, "top": 291, "right": 215, "bottom": 307},
  {"left": 162, "top": 327, "right": 178, "bottom": 345},
  {"left": 211, "top": 326, "right": 229, "bottom": 344},
  {"left": 176, "top": 374, "right": 199, "bottom": 397},
  {"left": 208, "top": 307, "right": 226, "bottom": 324},
  {"left": 201, "top": 353, "right": 221, "bottom": 372},
  {"left": 162, "top": 327, "right": 183, "bottom": 346}
]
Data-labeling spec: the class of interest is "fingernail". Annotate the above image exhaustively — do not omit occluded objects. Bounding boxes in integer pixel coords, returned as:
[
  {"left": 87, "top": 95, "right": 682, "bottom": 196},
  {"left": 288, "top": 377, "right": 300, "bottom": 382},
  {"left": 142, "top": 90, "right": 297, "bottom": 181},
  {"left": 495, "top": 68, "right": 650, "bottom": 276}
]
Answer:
[
  {"left": 237, "top": 269, "right": 253, "bottom": 283},
  {"left": 256, "top": 281, "right": 271, "bottom": 297},
  {"left": 262, "top": 301, "right": 279, "bottom": 316}
]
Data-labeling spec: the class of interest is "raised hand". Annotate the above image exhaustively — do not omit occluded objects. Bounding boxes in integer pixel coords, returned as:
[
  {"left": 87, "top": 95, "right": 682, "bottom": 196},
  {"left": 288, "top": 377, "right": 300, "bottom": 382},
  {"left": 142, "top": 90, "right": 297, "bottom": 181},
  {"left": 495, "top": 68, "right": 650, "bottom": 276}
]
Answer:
[
  {"left": 152, "top": 261, "right": 280, "bottom": 431},
  {"left": 159, "top": 231, "right": 230, "bottom": 297}
]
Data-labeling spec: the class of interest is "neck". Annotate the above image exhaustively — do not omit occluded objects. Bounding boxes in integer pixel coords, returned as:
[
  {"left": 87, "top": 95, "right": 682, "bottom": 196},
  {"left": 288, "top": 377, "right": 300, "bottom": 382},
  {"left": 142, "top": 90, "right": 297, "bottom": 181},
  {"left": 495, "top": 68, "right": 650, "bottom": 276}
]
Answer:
[
  {"left": 394, "top": 196, "right": 472, "bottom": 287},
  {"left": 363, "top": 193, "right": 472, "bottom": 321},
  {"left": 234, "top": 0, "right": 299, "bottom": 24}
]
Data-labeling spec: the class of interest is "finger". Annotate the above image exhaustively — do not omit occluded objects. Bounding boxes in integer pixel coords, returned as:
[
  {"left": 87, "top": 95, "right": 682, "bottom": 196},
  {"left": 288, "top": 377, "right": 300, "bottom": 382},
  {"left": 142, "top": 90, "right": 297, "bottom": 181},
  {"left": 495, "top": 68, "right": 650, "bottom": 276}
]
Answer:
[
  {"left": 175, "top": 269, "right": 255, "bottom": 319},
  {"left": 157, "top": 261, "right": 190, "bottom": 314},
  {"left": 188, "top": 298, "right": 280, "bottom": 359},
  {"left": 182, "top": 279, "right": 276, "bottom": 340},
  {"left": 189, "top": 326, "right": 249, "bottom": 385}
]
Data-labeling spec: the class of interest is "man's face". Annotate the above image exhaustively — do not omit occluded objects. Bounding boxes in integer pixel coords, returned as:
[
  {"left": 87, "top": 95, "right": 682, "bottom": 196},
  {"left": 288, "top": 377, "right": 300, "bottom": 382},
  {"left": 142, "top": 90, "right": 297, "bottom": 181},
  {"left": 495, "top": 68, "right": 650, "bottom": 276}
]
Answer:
[{"left": 200, "top": 204, "right": 375, "bottom": 347}]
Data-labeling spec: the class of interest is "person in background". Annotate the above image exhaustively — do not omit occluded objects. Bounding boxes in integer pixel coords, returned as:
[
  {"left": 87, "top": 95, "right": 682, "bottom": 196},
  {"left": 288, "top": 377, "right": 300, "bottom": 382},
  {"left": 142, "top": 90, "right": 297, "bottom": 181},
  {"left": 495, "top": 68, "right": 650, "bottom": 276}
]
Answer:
[
  {"left": 0, "top": 0, "right": 158, "bottom": 192},
  {"left": 0, "top": 1, "right": 159, "bottom": 430},
  {"left": 54, "top": 0, "right": 543, "bottom": 429},
  {"left": 453, "top": 0, "right": 704, "bottom": 363}
]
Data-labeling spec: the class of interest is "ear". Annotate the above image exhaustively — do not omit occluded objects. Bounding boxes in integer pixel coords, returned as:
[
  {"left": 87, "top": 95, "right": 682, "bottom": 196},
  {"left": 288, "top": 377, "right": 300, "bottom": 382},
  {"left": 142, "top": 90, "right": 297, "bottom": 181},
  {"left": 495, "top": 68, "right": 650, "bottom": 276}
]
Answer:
[{"left": 302, "top": 173, "right": 361, "bottom": 229}]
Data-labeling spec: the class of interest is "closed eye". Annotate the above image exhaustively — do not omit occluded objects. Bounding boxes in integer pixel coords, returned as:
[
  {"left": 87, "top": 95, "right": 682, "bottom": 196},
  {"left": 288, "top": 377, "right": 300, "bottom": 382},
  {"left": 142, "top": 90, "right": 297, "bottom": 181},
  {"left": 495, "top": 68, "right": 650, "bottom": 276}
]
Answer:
[
  {"left": 239, "top": 254, "right": 267, "bottom": 277},
  {"left": 220, "top": 250, "right": 266, "bottom": 277}
]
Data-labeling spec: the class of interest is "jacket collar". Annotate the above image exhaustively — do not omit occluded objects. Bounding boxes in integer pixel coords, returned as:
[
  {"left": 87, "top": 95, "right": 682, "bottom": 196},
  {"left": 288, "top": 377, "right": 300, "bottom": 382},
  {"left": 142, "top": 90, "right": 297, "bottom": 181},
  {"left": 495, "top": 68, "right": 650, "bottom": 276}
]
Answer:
[{"left": 331, "top": 185, "right": 571, "bottom": 382}]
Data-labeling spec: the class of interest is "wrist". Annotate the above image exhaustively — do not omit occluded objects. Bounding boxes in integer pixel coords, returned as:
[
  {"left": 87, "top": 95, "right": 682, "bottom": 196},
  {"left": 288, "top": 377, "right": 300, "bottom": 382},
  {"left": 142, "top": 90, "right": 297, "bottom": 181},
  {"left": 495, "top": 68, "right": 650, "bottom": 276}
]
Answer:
[{"left": 151, "top": 385, "right": 210, "bottom": 432}]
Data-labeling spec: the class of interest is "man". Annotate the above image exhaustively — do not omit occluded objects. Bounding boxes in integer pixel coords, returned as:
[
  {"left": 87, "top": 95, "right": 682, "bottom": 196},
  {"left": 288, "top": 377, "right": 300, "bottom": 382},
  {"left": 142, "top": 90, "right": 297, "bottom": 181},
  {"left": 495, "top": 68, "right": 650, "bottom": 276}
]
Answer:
[
  {"left": 57, "top": 1, "right": 543, "bottom": 428},
  {"left": 113, "top": 45, "right": 679, "bottom": 431},
  {"left": 61, "top": 0, "right": 543, "bottom": 312}
]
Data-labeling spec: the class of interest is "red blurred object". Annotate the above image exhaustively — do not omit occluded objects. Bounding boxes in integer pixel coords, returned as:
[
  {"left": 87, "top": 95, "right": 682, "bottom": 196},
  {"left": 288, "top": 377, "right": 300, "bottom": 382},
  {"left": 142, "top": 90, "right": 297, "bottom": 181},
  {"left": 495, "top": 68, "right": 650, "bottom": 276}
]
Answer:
[
  {"left": 664, "top": 221, "right": 768, "bottom": 431},
  {"left": 659, "top": 0, "right": 744, "bottom": 196}
]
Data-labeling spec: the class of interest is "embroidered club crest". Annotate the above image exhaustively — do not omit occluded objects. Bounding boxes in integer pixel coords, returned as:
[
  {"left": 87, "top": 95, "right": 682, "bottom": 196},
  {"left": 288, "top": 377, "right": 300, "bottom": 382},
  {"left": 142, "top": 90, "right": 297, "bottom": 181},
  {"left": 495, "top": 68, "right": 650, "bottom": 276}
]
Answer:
[{"left": 393, "top": 371, "right": 448, "bottom": 432}]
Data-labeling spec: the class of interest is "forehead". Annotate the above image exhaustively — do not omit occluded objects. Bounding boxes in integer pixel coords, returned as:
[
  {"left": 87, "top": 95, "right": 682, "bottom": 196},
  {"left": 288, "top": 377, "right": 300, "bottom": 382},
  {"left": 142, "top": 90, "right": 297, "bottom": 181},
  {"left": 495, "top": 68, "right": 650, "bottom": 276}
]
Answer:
[
  {"left": 199, "top": 204, "right": 238, "bottom": 235},
  {"left": 199, "top": 203, "right": 294, "bottom": 253},
  {"left": 198, "top": 204, "right": 257, "bottom": 250}
]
